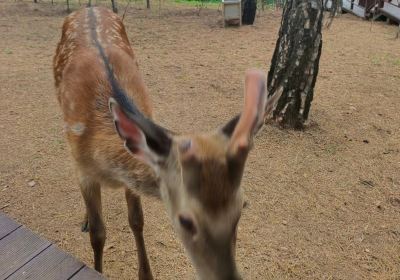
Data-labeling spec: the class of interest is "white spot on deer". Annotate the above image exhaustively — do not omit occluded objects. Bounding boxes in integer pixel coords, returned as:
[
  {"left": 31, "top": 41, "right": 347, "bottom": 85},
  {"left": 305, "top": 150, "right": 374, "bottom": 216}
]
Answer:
[
  {"left": 118, "top": 42, "right": 126, "bottom": 49},
  {"left": 59, "top": 83, "right": 66, "bottom": 96},
  {"left": 67, "top": 32, "right": 77, "bottom": 41},
  {"left": 70, "top": 122, "right": 86, "bottom": 136},
  {"left": 112, "top": 22, "right": 120, "bottom": 29},
  {"left": 111, "top": 28, "right": 119, "bottom": 37},
  {"left": 55, "top": 66, "right": 61, "bottom": 76},
  {"left": 71, "top": 21, "right": 79, "bottom": 29},
  {"left": 304, "top": 19, "right": 310, "bottom": 29}
]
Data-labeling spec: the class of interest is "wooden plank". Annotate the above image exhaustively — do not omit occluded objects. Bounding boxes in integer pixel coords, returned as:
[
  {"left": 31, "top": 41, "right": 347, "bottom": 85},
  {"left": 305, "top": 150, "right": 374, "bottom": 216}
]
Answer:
[
  {"left": 0, "top": 212, "right": 21, "bottom": 240},
  {"left": 7, "top": 245, "right": 85, "bottom": 280},
  {"left": 0, "top": 227, "right": 51, "bottom": 279},
  {"left": 70, "top": 266, "right": 106, "bottom": 280},
  {"left": 0, "top": 212, "right": 103, "bottom": 279}
]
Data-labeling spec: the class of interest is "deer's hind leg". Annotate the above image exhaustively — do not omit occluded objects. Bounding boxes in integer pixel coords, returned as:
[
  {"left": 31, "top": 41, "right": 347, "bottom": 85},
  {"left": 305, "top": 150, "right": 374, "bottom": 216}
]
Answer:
[
  {"left": 125, "top": 188, "right": 153, "bottom": 280},
  {"left": 80, "top": 176, "right": 106, "bottom": 273}
]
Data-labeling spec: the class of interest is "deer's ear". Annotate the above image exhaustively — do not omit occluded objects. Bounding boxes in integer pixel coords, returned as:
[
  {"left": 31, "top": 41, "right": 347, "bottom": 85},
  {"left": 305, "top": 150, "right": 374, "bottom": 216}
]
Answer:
[
  {"left": 109, "top": 97, "right": 172, "bottom": 169},
  {"left": 221, "top": 70, "right": 267, "bottom": 188},
  {"left": 226, "top": 70, "right": 267, "bottom": 158},
  {"left": 221, "top": 114, "right": 241, "bottom": 138}
]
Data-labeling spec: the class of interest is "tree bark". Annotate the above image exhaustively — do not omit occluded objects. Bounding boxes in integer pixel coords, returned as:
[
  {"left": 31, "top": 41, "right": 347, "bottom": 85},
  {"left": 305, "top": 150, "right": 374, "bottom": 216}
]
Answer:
[
  {"left": 267, "top": 0, "right": 323, "bottom": 129},
  {"left": 242, "top": 0, "right": 257, "bottom": 25},
  {"left": 325, "top": 0, "right": 342, "bottom": 28},
  {"left": 111, "top": 0, "right": 118, "bottom": 13}
]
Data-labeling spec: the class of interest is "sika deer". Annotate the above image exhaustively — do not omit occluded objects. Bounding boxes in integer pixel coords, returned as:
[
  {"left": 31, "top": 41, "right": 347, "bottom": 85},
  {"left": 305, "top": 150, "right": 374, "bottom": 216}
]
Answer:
[{"left": 54, "top": 7, "right": 269, "bottom": 280}]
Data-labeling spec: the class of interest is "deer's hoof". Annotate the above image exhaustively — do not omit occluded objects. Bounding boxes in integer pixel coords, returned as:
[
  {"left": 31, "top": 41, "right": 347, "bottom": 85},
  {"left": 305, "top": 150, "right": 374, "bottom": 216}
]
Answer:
[
  {"left": 139, "top": 270, "right": 154, "bottom": 280},
  {"left": 81, "top": 220, "right": 89, "bottom": 232}
]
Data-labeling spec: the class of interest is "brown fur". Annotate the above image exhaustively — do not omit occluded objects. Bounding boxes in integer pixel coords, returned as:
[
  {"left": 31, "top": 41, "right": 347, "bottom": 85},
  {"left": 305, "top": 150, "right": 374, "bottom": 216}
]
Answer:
[
  {"left": 54, "top": 7, "right": 158, "bottom": 278},
  {"left": 54, "top": 7, "right": 268, "bottom": 279},
  {"left": 180, "top": 134, "right": 234, "bottom": 214},
  {"left": 54, "top": 7, "right": 157, "bottom": 193}
]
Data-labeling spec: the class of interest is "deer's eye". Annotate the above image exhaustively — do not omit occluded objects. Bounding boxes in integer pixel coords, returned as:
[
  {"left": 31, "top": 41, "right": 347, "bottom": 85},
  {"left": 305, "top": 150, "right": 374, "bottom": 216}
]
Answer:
[{"left": 179, "top": 214, "right": 197, "bottom": 235}]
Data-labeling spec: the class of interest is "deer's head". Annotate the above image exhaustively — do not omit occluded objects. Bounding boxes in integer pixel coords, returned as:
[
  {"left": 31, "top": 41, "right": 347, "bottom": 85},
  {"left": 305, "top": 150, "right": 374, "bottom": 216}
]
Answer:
[{"left": 109, "top": 70, "right": 267, "bottom": 279}]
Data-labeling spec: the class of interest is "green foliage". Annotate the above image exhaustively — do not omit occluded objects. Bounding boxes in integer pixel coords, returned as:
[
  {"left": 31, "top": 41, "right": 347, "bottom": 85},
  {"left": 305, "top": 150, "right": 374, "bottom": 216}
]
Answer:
[
  {"left": 262, "top": 0, "right": 277, "bottom": 7},
  {"left": 371, "top": 53, "right": 400, "bottom": 68},
  {"left": 174, "top": 0, "right": 281, "bottom": 9},
  {"left": 174, "top": 0, "right": 219, "bottom": 4}
]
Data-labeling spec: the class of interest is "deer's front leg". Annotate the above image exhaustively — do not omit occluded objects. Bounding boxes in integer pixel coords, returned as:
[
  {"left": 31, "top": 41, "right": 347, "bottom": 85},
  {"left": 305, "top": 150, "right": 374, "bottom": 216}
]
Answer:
[
  {"left": 80, "top": 178, "right": 106, "bottom": 273},
  {"left": 125, "top": 189, "right": 154, "bottom": 280},
  {"left": 81, "top": 211, "right": 89, "bottom": 232}
]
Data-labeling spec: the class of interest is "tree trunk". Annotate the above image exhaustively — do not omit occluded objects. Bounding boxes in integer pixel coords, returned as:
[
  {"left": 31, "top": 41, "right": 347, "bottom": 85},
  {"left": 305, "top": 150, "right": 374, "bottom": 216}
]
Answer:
[
  {"left": 325, "top": 0, "right": 342, "bottom": 28},
  {"left": 242, "top": 0, "right": 257, "bottom": 25},
  {"left": 147, "top": 0, "right": 150, "bottom": 9},
  {"left": 267, "top": 0, "right": 323, "bottom": 129},
  {"left": 111, "top": 0, "right": 118, "bottom": 13}
]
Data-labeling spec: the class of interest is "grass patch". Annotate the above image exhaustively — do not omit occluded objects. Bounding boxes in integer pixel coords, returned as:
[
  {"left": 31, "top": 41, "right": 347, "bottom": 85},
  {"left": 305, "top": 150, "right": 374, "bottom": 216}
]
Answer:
[
  {"left": 174, "top": 0, "right": 220, "bottom": 6},
  {"left": 392, "top": 58, "right": 400, "bottom": 67},
  {"left": 371, "top": 56, "right": 381, "bottom": 66},
  {"left": 371, "top": 53, "right": 400, "bottom": 68}
]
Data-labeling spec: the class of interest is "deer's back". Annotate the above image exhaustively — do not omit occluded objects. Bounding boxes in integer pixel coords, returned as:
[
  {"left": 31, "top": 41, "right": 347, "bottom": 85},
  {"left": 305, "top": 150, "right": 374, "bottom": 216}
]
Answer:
[{"left": 53, "top": 7, "right": 157, "bottom": 192}]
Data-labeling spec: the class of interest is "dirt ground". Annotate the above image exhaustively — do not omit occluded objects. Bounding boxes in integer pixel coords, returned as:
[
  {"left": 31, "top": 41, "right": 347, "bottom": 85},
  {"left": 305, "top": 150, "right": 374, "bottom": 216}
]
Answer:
[{"left": 0, "top": 0, "right": 400, "bottom": 279}]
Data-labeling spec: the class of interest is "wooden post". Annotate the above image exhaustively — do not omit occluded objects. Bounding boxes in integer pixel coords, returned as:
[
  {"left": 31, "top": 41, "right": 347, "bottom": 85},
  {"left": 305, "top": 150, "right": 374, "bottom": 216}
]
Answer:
[
  {"left": 111, "top": 0, "right": 118, "bottom": 12},
  {"left": 397, "top": 24, "right": 400, "bottom": 39}
]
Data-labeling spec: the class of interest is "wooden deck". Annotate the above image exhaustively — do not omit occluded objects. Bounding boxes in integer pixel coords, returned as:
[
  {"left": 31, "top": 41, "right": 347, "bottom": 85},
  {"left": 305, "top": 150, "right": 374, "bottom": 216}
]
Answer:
[{"left": 0, "top": 211, "right": 105, "bottom": 280}]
